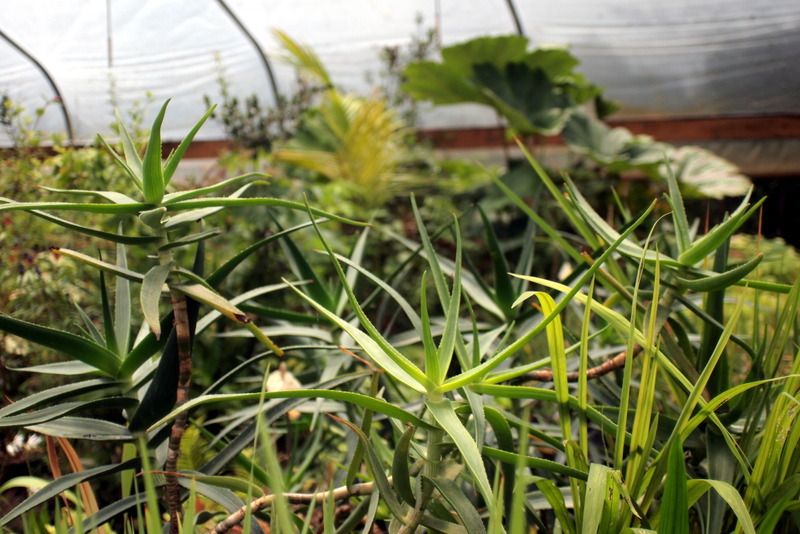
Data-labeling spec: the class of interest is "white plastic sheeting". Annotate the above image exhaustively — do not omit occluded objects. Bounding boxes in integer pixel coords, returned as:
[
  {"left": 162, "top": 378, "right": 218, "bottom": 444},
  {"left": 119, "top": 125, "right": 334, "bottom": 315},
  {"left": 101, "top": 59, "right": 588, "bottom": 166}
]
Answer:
[{"left": 0, "top": 0, "right": 798, "bottom": 144}]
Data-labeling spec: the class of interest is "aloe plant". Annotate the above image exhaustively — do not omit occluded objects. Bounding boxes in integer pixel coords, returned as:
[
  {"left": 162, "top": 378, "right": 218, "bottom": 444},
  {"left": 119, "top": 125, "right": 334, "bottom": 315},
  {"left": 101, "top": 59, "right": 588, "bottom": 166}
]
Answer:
[{"left": 0, "top": 100, "right": 358, "bottom": 532}]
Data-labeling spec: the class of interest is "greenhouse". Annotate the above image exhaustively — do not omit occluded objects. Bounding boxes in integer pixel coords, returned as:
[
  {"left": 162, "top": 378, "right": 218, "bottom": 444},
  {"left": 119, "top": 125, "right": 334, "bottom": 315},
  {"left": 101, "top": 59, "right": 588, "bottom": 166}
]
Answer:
[{"left": 1, "top": 1, "right": 799, "bottom": 533}]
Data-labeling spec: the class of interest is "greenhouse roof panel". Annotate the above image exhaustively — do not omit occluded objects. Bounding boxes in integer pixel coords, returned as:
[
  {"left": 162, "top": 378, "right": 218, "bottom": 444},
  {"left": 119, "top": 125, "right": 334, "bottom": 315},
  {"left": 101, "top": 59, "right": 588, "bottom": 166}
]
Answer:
[{"left": 0, "top": 0, "right": 798, "bottom": 145}]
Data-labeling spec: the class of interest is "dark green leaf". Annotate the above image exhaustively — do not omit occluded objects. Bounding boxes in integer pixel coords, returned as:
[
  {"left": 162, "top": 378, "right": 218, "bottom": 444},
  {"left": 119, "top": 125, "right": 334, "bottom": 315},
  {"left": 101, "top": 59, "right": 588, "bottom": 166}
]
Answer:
[
  {"left": 0, "top": 315, "right": 120, "bottom": 376},
  {"left": 659, "top": 439, "right": 689, "bottom": 534},
  {"left": 392, "top": 425, "right": 417, "bottom": 506}
]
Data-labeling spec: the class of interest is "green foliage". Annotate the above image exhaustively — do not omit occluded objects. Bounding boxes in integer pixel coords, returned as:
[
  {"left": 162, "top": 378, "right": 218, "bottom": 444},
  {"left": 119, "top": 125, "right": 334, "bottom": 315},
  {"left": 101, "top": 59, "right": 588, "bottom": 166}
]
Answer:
[
  {"left": 405, "top": 35, "right": 751, "bottom": 198},
  {"left": 1, "top": 39, "right": 798, "bottom": 534},
  {"left": 404, "top": 35, "right": 599, "bottom": 135}
]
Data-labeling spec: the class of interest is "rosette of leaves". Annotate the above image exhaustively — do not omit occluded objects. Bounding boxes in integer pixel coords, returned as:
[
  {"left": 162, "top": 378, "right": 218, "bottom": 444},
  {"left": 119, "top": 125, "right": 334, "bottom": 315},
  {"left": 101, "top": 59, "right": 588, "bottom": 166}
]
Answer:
[
  {"left": 403, "top": 35, "right": 601, "bottom": 135},
  {"left": 563, "top": 111, "right": 751, "bottom": 198}
]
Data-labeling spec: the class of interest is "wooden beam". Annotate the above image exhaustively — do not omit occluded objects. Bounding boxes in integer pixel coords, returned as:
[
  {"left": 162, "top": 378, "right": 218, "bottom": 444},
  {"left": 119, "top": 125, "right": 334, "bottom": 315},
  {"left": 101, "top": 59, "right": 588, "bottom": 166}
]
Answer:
[{"left": 416, "top": 115, "right": 800, "bottom": 149}]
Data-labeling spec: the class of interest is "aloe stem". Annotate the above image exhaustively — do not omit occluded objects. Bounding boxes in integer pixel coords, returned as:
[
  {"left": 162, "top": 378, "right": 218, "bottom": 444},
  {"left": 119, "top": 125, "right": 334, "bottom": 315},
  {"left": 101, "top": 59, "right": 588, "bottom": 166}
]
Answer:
[
  {"left": 163, "top": 288, "right": 192, "bottom": 533},
  {"left": 399, "top": 426, "right": 442, "bottom": 534}
]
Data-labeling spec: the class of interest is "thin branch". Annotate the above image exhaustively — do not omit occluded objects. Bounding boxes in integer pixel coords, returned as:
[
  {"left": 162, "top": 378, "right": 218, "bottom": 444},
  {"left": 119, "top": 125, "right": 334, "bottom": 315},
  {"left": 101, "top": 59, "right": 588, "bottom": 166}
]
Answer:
[
  {"left": 520, "top": 345, "right": 642, "bottom": 383},
  {"left": 213, "top": 480, "right": 379, "bottom": 533}
]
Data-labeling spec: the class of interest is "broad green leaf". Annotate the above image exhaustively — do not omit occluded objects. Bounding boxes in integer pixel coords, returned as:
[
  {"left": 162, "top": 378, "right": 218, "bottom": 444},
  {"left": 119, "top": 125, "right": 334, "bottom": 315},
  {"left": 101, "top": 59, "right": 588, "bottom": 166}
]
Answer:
[
  {"left": 140, "top": 262, "right": 172, "bottom": 338},
  {"left": 142, "top": 100, "right": 168, "bottom": 203},
  {"left": 0, "top": 459, "right": 140, "bottom": 528},
  {"left": 426, "top": 398, "right": 493, "bottom": 504},
  {"left": 163, "top": 104, "right": 216, "bottom": 184},
  {"left": 582, "top": 464, "right": 613, "bottom": 534},
  {"left": 0, "top": 315, "right": 120, "bottom": 376},
  {"left": 659, "top": 439, "right": 689, "bottom": 534},
  {"left": 148, "top": 387, "right": 431, "bottom": 432}
]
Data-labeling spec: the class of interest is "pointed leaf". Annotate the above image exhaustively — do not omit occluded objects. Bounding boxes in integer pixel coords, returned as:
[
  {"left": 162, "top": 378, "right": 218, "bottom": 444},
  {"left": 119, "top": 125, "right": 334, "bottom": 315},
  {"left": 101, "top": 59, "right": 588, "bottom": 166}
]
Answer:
[
  {"left": 114, "top": 241, "right": 131, "bottom": 356},
  {"left": 162, "top": 172, "right": 266, "bottom": 204},
  {"left": 286, "top": 280, "right": 428, "bottom": 393},
  {"left": 25, "top": 417, "right": 132, "bottom": 441},
  {"left": 478, "top": 205, "right": 514, "bottom": 314},
  {"left": 163, "top": 104, "right": 215, "bottom": 184},
  {"left": 40, "top": 187, "right": 137, "bottom": 205},
  {"left": 173, "top": 284, "right": 248, "bottom": 323},
  {"left": 142, "top": 100, "right": 168, "bottom": 203},
  {"left": 0, "top": 379, "right": 120, "bottom": 418},
  {"left": 428, "top": 477, "right": 486, "bottom": 534},
  {"left": 96, "top": 134, "right": 143, "bottom": 191},
  {"left": 426, "top": 399, "right": 493, "bottom": 504},
  {"left": 147, "top": 387, "right": 431, "bottom": 432},
  {"left": 17, "top": 208, "right": 158, "bottom": 245},
  {"left": 141, "top": 263, "right": 172, "bottom": 338},
  {"left": 392, "top": 425, "right": 417, "bottom": 506},
  {"left": 53, "top": 247, "right": 145, "bottom": 282},
  {"left": 678, "top": 189, "right": 763, "bottom": 265},
  {"left": 0, "top": 315, "right": 120, "bottom": 376},
  {"left": 0, "top": 459, "right": 140, "bottom": 528},
  {"left": 114, "top": 109, "right": 143, "bottom": 178},
  {"left": 659, "top": 439, "right": 689, "bottom": 534}
]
